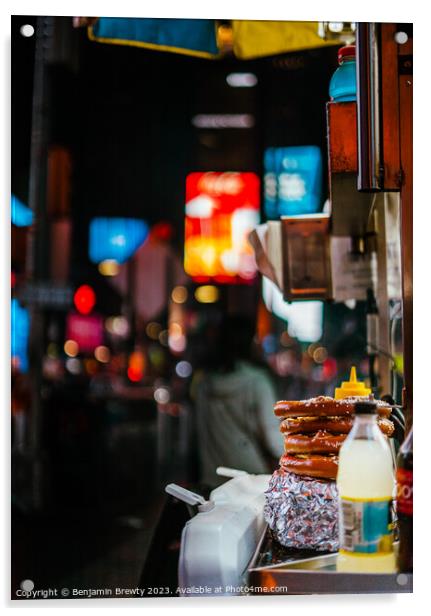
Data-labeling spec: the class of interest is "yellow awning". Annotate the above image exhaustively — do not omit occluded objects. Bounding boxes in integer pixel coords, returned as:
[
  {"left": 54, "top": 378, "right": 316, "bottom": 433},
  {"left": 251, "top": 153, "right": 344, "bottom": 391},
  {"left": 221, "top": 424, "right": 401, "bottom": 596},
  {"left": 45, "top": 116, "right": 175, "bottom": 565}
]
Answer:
[
  {"left": 86, "top": 18, "right": 342, "bottom": 59},
  {"left": 232, "top": 20, "right": 340, "bottom": 59}
]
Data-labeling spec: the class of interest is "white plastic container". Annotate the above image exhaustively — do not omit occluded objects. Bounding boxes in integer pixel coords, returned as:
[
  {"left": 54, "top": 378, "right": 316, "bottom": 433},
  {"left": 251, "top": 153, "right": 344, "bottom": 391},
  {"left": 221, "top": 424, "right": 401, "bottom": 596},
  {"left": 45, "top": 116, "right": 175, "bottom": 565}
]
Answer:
[
  {"left": 336, "top": 400, "right": 396, "bottom": 573},
  {"left": 176, "top": 472, "right": 269, "bottom": 596}
]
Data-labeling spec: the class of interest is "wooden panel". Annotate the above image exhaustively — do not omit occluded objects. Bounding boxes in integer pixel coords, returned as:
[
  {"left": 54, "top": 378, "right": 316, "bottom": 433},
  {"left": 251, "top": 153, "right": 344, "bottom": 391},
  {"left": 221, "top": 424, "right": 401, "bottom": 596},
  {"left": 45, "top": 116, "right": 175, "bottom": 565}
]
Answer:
[
  {"left": 326, "top": 102, "right": 358, "bottom": 173},
  {"left": 398, "top": 37, "right": 413, "bottom": 428},
  {"left": 380, "top": 24, "right": 402, "bottom": 190}
]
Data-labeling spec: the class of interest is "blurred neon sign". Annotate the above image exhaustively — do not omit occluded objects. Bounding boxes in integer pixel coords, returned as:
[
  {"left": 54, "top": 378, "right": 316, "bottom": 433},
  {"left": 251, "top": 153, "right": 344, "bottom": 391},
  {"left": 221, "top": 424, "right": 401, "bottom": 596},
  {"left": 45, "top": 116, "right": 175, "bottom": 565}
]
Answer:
[
  {"left": 262, "top": 277, "right": 323, "bottom": 343},
  {"left": 11, "top": 299, "right": 30, "bottom": 372},
  {"left": 66, "top": 313, "right": 104, "bottom": 353},
  {"left": 264, "top": 146, "right": 322, "bottom": 219},
  {"left": 89, "top": 217, "right": 149, "bottom": 264},
  {"left": 184, "top": 172, "right": 260, "bottom": 283},
  {"left": 11, "top": 195, "right": 34, "bottom": 227}
]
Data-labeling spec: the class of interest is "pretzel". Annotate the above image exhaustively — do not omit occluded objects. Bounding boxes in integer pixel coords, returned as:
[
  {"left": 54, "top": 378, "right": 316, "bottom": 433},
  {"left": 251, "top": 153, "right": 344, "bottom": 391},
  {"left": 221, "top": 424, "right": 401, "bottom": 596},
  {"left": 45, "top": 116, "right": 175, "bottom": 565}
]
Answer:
[
  {"left": 280, "top": 416, "right": 353, "bottom": 435},
  {"left": 280, "top": 453, "right": 339, "bottom": 480},
  {"left": 280, "top": 415, "right": 394, "bottom": 437},
  {"left": 284, "top": 431, "right": 346, "bottom": 455},
  {"left": 274, "top": 396, "right": 392, "bottom": 419}
]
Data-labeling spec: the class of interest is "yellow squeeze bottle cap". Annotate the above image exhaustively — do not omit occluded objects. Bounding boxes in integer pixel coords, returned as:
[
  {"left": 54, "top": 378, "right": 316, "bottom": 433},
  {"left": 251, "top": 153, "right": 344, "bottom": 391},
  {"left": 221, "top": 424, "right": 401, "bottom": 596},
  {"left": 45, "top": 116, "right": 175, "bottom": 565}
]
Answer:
[{"left": 334, "top": 366, "right": 371, "bottom": 399}]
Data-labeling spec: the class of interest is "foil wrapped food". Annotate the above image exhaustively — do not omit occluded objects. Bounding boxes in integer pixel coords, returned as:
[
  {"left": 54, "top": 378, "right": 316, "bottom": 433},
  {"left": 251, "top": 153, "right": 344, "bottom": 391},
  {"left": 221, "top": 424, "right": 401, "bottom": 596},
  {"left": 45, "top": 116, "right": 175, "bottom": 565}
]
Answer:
[{"left": 264, "top": 468, "right": 339, "bottom": 552}]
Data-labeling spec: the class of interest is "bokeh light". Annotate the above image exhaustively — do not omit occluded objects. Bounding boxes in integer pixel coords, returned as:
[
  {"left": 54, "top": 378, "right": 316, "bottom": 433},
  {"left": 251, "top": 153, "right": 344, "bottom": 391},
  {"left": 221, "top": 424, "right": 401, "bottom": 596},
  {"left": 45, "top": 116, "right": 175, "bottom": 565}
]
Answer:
[
  {"left": 194, "top": 285, "right": 219, "bottom": 304},
  {"left": 158, "top": 330, "right": 169, "bottom": 347},
  {"left": 65, "top": 358, "right": 81, "bottom": 374},
  {"left": 171, "top": 286, "right": 188, "bottom": 304},
  {"left": 64, "top": 339, "right": 79, "bottom": 357},
  {"left": 98, "top": 259, "right": 120, "bottom": 276},
  {"left": 154, "top": 387, "right": 170, "bottom": 404},
  {"left": 313, "top": 346, "right": 328, "bottom": 364},
  {"left": 146, "top": 322, "right": 162, "bottom": 340},
  {"left": 73, "top": 285, "right": 96, "bottom": 315},
  {"left": 175, "top": 361, "right": 193, "bottom": 378},
  {"left": 94, "top": 345, "right": 110, "bottom": 363}
]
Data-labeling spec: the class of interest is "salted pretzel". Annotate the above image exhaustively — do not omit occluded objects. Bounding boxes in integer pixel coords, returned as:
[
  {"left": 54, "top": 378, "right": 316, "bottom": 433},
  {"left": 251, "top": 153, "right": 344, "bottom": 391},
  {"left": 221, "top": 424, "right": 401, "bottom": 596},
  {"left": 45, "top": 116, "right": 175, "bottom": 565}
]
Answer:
[
  {"left": 279, "top": 415, "right": 394, "bottom": 437},
  {"left": 280, "top": 453, "right": 339, "bottom": 480},
  {"left": 284, "top": 430, "right": 346, "bottom": 455},
  {"left": 274, "top": 396, "right": 392, "bottom": 419}
]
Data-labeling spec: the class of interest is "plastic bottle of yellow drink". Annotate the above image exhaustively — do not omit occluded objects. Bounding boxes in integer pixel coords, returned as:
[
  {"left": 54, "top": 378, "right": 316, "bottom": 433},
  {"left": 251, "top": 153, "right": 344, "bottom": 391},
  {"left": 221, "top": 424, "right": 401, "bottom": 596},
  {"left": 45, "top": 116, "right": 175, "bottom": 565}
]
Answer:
[{"left": 336, "top": 399, "right": 396, "bottom": 573}]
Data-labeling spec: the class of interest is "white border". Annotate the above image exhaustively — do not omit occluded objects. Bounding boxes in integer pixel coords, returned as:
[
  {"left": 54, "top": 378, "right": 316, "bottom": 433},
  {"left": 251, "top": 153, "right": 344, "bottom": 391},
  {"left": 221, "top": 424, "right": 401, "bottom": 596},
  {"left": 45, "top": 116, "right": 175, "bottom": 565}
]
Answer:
[{"left": 2, "top": 2, "right": 429, "bottom": 614}]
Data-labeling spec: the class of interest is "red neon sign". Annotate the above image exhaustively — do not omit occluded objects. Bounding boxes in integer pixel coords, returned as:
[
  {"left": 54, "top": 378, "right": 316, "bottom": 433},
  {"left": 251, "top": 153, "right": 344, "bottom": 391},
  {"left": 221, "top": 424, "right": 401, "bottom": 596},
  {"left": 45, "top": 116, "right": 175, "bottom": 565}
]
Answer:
[
  {"left": 74, "top": 285, "right": 96, "bottom": 315},
  {"left": 184, "top": 172, "right": 260, "bottom": 283}
]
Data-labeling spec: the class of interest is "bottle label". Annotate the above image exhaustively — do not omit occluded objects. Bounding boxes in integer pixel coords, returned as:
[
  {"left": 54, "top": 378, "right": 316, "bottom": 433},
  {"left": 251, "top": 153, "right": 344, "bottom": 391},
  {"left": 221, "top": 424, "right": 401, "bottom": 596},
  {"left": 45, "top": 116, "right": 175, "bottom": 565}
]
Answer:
[
  {"left": 339, "top": 497, "right": 394, "bottom": 554},
  {"left": 396, "top": 469, "right": 413, "bottom": 516}
]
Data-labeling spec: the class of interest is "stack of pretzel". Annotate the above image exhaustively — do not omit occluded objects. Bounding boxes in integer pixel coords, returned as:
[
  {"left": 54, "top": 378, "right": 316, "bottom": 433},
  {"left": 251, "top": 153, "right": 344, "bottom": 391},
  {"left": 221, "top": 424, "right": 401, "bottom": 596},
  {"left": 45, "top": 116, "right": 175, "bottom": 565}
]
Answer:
[
  {"left": 264, "top": 394, "right": 394, "bottom": 551},
  {"left": 274, "top": 395, "right": 394, "bottom": 480}
]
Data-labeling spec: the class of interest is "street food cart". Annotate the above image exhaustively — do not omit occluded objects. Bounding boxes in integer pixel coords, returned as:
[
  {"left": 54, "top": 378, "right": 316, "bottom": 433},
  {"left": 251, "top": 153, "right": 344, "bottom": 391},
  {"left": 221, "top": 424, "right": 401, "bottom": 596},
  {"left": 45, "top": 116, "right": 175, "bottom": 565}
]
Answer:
[{"left": 164, "top": 21, "right": 413, "bottom": 596}]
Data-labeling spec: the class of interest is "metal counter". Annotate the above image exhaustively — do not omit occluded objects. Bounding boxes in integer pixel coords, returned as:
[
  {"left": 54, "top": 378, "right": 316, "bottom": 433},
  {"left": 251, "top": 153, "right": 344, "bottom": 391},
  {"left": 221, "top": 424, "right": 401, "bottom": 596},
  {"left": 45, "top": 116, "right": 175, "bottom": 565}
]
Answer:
[{"left": 246, "top": 526, "right": 412, "bottom": 595}]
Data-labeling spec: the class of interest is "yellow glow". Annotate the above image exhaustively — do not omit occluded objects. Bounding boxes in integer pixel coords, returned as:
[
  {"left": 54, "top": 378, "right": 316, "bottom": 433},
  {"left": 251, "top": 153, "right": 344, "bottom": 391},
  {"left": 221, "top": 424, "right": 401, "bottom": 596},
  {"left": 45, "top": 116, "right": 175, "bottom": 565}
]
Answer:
[
  {"left": 194, "top": 285, "right": 219, "bottom": 304},
  {"left": 98, "top": 259, "right": 120, "bottom": 276},
  {"left": 47, "top": 343, "right": 59, "bottom": 358},
  {"left": 313, "top": 347, "right": 328, "bottom": 364},
  {"left": 64, "top": 339, "right": 79, "bottom": 357},
  {"left": 169, "top": 322, "right": 183, "bottom": 337},
  {"left": 308, "top": 343, "right": 319, "bottom": 357},
  {"left": 146, "top": 322, "right": 162, "bottom": 340},
  {"left": 171, "top": 285, "right": 188, "bottom": 304},
  {"left": 94, "top": 345, "right": 110, "bottom": 363}
]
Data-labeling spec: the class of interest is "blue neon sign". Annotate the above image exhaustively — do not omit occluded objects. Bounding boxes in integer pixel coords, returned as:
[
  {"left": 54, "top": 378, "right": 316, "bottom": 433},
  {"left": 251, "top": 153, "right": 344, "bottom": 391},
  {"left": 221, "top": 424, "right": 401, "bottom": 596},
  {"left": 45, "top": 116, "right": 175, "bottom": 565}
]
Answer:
[
  {"left": 11, "top": 299, "right": 30, "bottom": 373},
  {"left": 264, "top": 146, "right": 322, "bottom": 219},
  {"left": 89, "top": 217, "right": 149, "bottom": 264}
]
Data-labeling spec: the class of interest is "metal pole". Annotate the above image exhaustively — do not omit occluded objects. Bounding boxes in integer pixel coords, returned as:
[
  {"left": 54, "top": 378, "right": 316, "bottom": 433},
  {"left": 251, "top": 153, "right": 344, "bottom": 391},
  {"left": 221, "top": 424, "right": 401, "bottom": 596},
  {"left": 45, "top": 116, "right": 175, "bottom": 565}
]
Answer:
[
  {"left": 356, "top": 22, "right": 383, "bottom": 192},
  {"left": 25, "top": 16, "right": 54, "bottom": 509}
]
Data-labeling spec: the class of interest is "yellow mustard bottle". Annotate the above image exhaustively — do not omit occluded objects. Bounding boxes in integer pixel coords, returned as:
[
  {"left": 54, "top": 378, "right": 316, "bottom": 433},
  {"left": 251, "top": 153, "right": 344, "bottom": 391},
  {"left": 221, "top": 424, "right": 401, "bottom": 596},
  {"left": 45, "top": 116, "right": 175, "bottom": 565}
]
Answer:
[{"left": 334, "top": 366, "right": 371, "bottom": 399}]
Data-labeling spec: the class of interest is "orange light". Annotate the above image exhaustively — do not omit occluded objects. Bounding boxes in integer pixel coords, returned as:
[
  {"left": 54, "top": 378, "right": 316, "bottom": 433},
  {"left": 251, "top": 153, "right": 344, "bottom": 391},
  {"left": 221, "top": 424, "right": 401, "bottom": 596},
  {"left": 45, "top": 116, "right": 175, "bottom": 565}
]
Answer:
[
  {"left": 73, "top": 285, "right": 96, "bottom": 315},
  {"left": 98, "top": 259, "right": 119, "bottom": 276},
  {"left": 64, "top": 339, "right": 79, "bottom": 357},
  {"left": 94, "top": 345, "right": 110, "bottom": 363},
  {"left": 127, "top": 350, "right": 145, "bottom": 382},
  {"left": 171, "top": 286, "right": 188, "bottom": 304}
]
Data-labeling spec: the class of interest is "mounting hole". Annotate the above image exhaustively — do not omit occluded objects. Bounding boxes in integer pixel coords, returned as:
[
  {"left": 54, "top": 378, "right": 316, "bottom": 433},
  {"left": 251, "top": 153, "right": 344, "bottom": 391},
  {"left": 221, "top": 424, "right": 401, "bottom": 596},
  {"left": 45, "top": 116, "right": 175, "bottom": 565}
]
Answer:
[
  {"left": 394, "top": 31, "right": 408, "bottom": 45},
  {"left": 20, "top": 579, "right": 35, "bottom": 591},
  {"left": 396, "top": 573, "right": 409, "bottom": 586},
  {"left": 20, "top": 24, "right": 35, "bottom": 37}
]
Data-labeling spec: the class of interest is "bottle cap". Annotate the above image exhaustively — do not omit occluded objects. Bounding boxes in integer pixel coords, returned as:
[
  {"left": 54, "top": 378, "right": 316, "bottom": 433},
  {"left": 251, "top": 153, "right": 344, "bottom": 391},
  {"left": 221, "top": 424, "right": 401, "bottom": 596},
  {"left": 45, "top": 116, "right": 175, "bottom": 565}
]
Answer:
[
  {"left": 334, "top": 366, "right": 371, "bottom": 399},
  {"left": 338, "top": 44, "right": 356, "bottom": 64},
  {"left": 354, "top": 400, "right": 377, "bottom": 415}
]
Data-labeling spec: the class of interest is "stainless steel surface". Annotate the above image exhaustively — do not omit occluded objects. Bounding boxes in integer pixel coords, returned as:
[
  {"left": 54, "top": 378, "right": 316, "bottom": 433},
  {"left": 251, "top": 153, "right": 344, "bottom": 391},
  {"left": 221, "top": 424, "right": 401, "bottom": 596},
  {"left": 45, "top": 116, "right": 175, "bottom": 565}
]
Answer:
[
  {"left": 330, "top": 173, "right": 376, "bottom": 237},
  {"left": 247, "top": 526, "right": 412, "bottom": 594}
]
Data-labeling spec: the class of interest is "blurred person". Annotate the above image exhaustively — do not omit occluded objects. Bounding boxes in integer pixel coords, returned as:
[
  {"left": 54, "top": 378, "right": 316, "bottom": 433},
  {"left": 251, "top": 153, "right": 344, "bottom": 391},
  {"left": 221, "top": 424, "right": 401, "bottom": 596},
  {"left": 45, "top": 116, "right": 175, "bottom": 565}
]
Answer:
[{"left": 193, "top": 314, "right": 283, "bottom": 487}]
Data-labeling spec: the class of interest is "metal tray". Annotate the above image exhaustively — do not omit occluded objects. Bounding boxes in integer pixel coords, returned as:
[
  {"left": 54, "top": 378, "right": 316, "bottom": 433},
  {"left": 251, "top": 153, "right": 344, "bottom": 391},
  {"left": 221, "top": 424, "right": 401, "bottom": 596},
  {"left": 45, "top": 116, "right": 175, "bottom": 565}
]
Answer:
[{"left": 246, "top": 525, "right": 412, "bottom": 595}]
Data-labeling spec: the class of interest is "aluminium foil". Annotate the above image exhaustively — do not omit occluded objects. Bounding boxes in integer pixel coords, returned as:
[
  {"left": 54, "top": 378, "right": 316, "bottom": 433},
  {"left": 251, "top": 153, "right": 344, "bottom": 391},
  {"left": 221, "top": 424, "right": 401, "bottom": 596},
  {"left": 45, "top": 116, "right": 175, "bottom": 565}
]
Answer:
[{"left": 264, "top": 468, "right": 339, "bottom": 552}]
